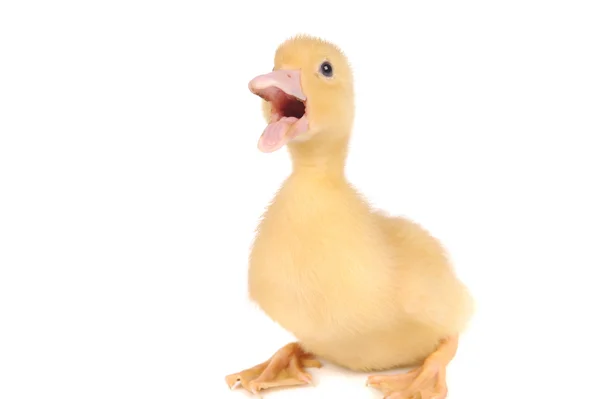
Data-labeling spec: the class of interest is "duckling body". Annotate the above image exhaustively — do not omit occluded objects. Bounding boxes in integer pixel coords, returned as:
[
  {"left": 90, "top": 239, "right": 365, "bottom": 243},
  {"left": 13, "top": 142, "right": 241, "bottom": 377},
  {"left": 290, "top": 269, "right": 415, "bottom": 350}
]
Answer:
[
  {"left": 226, "top": 34, "right": 473, "bottom": 398},
  {"left": 249, "top": 172, "right": 472, "bottom": 372},
  {"left": 250, "top": 174, "right": 397, "bottom": 358}
]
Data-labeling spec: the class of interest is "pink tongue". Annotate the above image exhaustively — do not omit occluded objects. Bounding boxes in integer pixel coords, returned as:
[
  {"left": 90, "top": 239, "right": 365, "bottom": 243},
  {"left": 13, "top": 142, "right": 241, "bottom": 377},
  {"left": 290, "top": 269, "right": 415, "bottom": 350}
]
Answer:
[{"left": 257, "top": 117, "right": 298, "bottom": 153}]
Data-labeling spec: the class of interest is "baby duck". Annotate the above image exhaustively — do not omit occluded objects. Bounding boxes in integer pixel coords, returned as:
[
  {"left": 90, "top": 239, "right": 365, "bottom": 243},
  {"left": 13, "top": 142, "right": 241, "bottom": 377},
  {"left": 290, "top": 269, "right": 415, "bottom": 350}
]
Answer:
[{"left": 226, "top": 34, "right": 474, "bottom": 399}]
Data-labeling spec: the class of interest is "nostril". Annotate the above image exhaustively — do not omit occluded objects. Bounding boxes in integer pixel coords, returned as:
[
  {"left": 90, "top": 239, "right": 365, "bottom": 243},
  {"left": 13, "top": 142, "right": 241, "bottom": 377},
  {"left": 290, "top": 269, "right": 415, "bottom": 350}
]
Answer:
[{"left": 286, "top": 73, "right": 292, "bottom": 78}]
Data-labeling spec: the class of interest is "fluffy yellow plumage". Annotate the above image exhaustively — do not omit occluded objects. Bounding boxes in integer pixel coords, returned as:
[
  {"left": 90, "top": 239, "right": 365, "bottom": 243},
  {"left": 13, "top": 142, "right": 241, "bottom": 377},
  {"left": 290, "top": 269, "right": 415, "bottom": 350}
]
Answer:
[{"left": 227, "top": 34, "right": 474, "bottom": 398}]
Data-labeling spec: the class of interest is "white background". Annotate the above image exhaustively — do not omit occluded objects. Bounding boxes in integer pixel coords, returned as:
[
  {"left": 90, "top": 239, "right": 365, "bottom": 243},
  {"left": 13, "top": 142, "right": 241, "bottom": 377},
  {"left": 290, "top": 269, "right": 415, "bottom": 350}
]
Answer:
[{"left": 1, "top": 1, "right": 599, "bottom": 398}]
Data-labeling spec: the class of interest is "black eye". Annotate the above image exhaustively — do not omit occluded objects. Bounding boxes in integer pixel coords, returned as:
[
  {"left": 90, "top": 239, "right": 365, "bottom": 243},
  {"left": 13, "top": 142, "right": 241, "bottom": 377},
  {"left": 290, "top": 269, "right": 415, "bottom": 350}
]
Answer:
[{"left": 320, "top": 61, "right": 333, "bottom": 77}]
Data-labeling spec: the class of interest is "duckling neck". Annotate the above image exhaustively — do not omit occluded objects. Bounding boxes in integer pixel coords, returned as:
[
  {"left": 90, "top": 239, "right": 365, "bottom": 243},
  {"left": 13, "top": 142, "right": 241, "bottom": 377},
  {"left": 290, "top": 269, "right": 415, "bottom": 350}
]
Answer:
[{"left": 288, "top": 136, "right": 349, "bottom": 179}]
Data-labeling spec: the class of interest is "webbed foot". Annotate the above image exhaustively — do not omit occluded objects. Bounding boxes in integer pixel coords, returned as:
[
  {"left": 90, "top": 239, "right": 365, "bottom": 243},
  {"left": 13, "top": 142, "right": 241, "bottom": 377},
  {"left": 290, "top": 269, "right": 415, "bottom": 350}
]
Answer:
[
  {"left": 367, "top": 335, "right": 458, "bottom": 399},
  {"left": 225, "top": 342, "right": 321, "bottom": 394}
]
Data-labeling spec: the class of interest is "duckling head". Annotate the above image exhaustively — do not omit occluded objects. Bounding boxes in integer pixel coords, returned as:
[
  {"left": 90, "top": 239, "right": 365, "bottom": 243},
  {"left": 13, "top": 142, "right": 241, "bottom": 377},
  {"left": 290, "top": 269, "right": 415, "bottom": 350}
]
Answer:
[{"left": 249, "top": 34, "right": 354, "bottom": 170}]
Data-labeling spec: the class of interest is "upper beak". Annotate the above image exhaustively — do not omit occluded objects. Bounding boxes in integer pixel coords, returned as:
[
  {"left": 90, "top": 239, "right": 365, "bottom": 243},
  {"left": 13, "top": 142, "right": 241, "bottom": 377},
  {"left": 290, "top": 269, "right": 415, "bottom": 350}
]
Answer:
[{"left": 248, "top": 69, "right": 306, "bottom": 101}]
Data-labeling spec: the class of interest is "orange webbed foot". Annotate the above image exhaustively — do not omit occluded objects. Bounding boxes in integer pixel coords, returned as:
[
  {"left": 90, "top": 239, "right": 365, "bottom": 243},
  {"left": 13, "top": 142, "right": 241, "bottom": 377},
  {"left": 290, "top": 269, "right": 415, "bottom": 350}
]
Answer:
[
  {"left": 225, "top": 342, "right": 321, "bottom": 394},
  {"left": 367, "top": 335, "right": 458, "bottom": 399},
  {"left": 367, "top": 363, "right": 447, "bottom": 399}
]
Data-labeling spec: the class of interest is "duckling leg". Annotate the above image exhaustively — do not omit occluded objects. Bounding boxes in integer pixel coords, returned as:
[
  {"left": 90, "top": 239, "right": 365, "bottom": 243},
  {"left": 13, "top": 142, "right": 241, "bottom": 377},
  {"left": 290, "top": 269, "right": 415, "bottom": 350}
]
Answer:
[
  {"left": 225, "top": 342, "right": 321, "bottom": 394},
  {"left": 366, "top": 335, "right": 458, "bottom": 399}
]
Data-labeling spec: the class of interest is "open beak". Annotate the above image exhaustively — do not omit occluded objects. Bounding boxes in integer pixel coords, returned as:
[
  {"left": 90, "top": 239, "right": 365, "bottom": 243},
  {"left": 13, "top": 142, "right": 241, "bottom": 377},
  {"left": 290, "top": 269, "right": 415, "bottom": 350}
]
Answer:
[{"left": 248, "top": 69, "right": 309, "bottom": 153}]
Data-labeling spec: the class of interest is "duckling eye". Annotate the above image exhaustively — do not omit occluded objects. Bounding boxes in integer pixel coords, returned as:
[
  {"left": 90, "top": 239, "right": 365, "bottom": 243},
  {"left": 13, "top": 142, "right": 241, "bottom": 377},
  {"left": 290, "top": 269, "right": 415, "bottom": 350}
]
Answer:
[{"left": 320, "top": 61, "right": 333, "bottom": 77}]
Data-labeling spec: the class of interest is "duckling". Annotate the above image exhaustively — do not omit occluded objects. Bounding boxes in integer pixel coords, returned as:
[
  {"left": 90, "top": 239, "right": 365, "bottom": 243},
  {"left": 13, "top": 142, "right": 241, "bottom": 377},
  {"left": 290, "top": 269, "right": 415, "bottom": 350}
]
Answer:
[{"left": 226, "top": 34, "right": 474, "bottom": 399}]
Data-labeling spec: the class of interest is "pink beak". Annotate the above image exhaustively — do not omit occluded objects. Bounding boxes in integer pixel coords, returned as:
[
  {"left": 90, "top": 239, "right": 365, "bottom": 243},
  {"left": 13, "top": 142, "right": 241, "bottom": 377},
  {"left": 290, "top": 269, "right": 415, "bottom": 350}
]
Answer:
[{"left": 248, "top": 69, "right": 306, "bottom": 101}]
